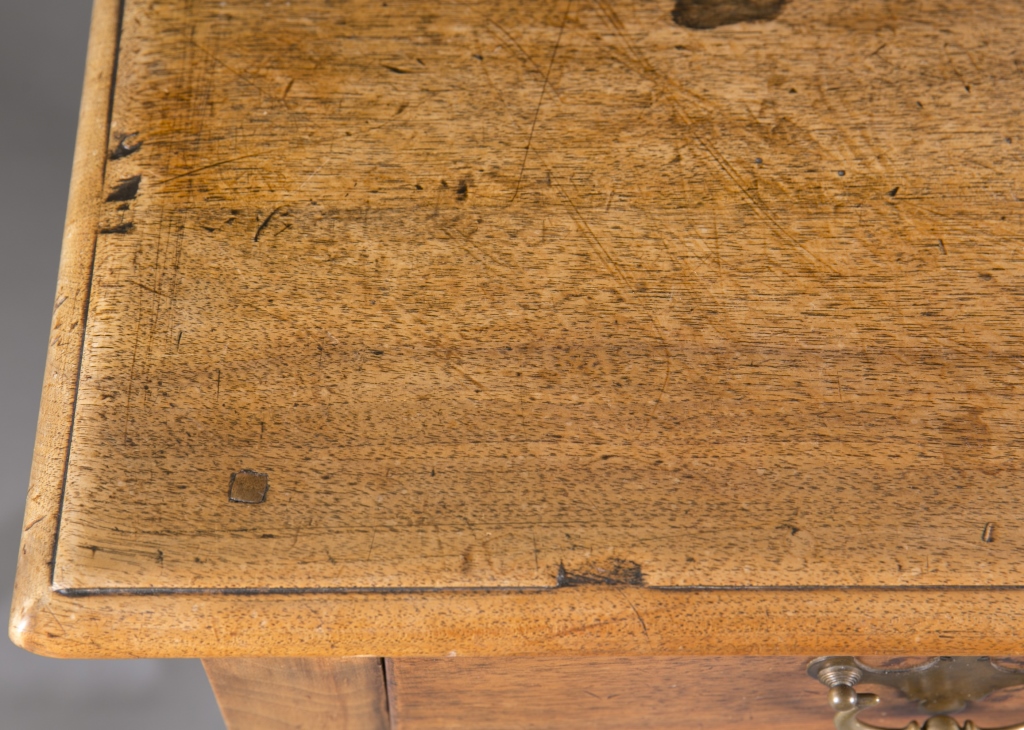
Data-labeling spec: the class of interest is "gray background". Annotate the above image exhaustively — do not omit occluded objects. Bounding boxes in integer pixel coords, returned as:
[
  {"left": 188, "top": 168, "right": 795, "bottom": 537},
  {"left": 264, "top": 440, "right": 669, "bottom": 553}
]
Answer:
[{"left": 0, "top": 2, "right": 223, "bottom": 727}]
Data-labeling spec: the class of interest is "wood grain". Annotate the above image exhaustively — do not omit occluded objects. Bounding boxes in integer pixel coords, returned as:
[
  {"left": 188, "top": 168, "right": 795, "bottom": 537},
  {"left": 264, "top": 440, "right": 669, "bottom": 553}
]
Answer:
[
  {"left": 9, "top": 0, "right": 125, "bottom": 654},
  {"left": 15, "top": 585, "right": 1024, "bottom": 658},
  {"left": 387, "top": 657, "right": 1024, "bottom": 730},
  {"left": 204, "top": 657, "right": 389, "bottom": 730},
  {"left": 12, "top": 0, "right": 1024, "bottom": 657}
]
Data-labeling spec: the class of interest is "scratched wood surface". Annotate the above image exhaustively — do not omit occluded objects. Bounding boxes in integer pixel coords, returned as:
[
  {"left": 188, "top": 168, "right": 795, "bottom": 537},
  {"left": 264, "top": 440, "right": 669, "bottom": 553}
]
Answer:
[{"left": 11, "top": 0, "right": 1024, "bottom": 657}]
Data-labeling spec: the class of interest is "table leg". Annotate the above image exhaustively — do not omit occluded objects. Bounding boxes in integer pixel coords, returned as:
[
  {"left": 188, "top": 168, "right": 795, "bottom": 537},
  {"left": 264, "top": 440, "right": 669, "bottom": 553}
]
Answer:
[{"left": 203, "top": 657, "right": 390, "bottom": 730}]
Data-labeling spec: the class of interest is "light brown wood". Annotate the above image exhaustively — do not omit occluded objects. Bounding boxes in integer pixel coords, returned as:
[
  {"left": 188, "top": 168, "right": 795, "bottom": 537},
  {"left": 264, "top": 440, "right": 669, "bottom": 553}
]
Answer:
[
  {"left": 15, "top": 587, "right": 1024, "bottom": 658},
  {"left": 387, "top": 657, "right": 1024, "bottom": 730},
  {"left": 204, "top": 657, "right": 389, "bottom": 730},
  {"left": 12, "top": 0, "right": 1024, "bottom": 656},
  {"left": 9, "top": 0, "right": 126, "bottom": 654}
]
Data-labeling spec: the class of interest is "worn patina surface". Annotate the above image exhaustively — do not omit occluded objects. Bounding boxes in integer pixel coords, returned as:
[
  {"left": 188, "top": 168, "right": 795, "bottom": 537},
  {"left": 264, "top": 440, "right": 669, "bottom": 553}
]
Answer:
[{"left": 11, "top": 0, "right": 1024, "bottom": 658}]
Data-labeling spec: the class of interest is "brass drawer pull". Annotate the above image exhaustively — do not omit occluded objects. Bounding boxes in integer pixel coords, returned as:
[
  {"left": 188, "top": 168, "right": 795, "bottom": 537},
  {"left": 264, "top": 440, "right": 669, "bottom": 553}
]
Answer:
[{"left": 809, "top": 657, "right": 1024, "bottom": 730}]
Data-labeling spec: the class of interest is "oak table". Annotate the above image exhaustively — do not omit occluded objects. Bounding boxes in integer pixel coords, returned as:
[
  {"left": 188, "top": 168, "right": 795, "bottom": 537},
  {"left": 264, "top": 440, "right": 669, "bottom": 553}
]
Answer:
[{"left": 11, "top": 0, "right": 1024, "bottom": 727}]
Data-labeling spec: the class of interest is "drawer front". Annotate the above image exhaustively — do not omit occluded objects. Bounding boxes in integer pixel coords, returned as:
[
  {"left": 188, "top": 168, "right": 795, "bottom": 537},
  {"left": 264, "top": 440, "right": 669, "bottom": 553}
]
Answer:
[{"left": 387, "top": 657, "right": 1024, "bottom": 730}]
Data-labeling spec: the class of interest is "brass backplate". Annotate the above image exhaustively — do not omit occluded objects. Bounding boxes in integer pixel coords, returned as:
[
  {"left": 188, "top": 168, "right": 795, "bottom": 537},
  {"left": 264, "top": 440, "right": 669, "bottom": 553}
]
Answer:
[{"left": 808, "top": 657, "right": 1024, "bottom": 714}]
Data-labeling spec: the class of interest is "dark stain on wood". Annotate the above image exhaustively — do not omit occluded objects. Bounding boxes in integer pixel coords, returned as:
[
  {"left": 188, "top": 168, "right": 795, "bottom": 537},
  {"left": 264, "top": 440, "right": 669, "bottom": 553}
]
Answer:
[
  {"left": 557, "top": 559, "right": 645, "bottom": 586},
  {"left": 105, "top": 174, "right": 142, "bottom": 202},
  {"left": 98, "top": 221, "right": 134, "bottom": 234},
  {"left": 672, "top": 0, "right": 787, "bottom": 29},
  {"left": 109, "top": 132, "right": 142, "bottom": 160},
  {"left": 228, "top": 470, "right": 270, "bottom": 504},
  {"left": 254, "top": 206, "right": 283, "bottom": 242}
]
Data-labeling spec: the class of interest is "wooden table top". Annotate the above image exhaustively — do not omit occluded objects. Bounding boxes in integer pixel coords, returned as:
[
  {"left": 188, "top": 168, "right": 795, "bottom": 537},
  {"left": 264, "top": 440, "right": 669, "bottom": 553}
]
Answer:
[{"left": 11, "top": 0, "right": 1024, "bottom": 658}]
